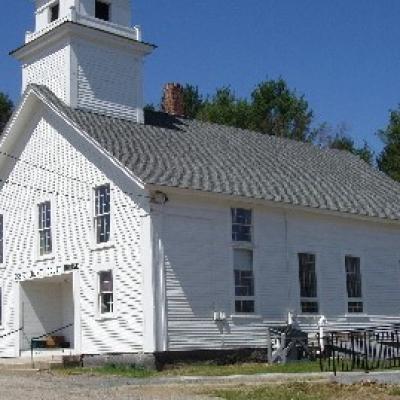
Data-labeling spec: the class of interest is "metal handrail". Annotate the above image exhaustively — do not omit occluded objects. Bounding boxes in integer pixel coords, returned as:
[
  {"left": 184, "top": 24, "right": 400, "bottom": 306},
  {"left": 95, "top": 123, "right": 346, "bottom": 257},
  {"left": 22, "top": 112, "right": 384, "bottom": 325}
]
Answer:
[{"left": 30, "top": 323, "right": 73, "bottom": 367}]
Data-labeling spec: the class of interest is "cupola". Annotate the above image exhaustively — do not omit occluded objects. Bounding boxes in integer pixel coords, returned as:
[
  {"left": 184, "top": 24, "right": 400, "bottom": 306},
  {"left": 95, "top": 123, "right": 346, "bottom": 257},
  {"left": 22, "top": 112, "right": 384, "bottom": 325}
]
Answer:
[{"left": 11, "top": 0, "right": 155, "bottom": 123}]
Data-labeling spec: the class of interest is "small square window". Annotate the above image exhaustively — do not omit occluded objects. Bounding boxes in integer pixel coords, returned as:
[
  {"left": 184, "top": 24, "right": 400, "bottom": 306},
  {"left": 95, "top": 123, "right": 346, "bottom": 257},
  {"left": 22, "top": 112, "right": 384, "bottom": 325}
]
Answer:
[
  {"left": 348, "top": 301, "right": 363, "bottom": 313},
  {"left": 301, "top": 301, "right": 319, "bottom": 314},
  {"left": 95, "top": 1, "right": 110, "bottom": 21},
  {"left": 50, "top": 3, "right": 59, "bottom": 22},
  {"left": 235, "top": 300, "right": 254, "bottom": 314}
]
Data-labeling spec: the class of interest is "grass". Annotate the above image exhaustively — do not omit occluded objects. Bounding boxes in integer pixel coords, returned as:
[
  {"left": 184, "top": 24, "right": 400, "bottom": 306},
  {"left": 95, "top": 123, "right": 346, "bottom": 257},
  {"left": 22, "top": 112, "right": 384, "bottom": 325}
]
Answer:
[
  {"left": 211, "top": 382, "right": 400, "bottom": 400},
  {"left": 61, "top": 361, "right": 321, "bottom": 378}
]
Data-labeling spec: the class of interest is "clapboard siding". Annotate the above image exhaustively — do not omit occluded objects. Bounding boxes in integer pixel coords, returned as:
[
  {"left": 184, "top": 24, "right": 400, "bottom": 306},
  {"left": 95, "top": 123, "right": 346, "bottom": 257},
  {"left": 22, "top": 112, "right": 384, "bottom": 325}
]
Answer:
[
  {"left": 0, "top": 105, "right": 147, "bottom": 356},
  {"left": 162, "top": 194, "right": 400, "bottom": 350},
  {"left": 22, "top": 41, "right": 69, "bottom": 103},
  {"left": 75, "top": 39, "right": 141, "bottom": 121}
]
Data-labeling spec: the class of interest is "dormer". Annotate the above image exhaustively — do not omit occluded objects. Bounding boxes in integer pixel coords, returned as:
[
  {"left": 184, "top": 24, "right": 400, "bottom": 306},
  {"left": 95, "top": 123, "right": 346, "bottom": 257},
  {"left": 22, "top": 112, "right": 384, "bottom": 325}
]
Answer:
[{"left": 12, "top": 0, "right": 154, "bottom": 123}]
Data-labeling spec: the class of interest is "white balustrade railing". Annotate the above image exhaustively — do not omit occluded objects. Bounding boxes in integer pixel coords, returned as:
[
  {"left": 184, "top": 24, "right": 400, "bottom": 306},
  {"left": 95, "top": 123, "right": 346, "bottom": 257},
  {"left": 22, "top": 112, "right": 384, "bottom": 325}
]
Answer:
[{"left": 25, "top": 7, "right": 141, "bottom": 44}]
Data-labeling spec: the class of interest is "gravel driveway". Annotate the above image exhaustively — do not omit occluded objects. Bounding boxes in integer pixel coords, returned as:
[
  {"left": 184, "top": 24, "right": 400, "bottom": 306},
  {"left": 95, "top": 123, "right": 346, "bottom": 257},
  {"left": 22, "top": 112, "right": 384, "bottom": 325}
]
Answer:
[
  {"left": 3, "top": 369, "right": 400, "bottom": 399},
  {"left": 0, "top": 371, "right": 215, "bottom": 400}
]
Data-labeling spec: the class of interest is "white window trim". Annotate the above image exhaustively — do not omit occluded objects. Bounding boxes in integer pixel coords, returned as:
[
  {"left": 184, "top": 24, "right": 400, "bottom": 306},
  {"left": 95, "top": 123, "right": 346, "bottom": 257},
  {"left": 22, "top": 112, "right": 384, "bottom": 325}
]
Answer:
[
  {"left": 94, "top": 265, "right": 116, "bottom": 320},
  {"left": 0, "top": 287, "right": 3, "bottom": 329},
  {"left": 229, "top": 206, "right": 256, "bottom": 316},
  {"left": 91, "top": 183, "right": 115, "bottom": 251},
  {"left": 297, "top": 252, "right": 320, "bottom": 315},
  {"left": 231, "top": 207, "right": 254, "bottom": 245},
  {"left": 0, "top": 210, "right": 6, "bottom": 269},
  {"left": 344, "top": 253, "right": 365, "bottom": 316},
  {"left": 35, "top": 196, "right": 56, "bottom": 262}
]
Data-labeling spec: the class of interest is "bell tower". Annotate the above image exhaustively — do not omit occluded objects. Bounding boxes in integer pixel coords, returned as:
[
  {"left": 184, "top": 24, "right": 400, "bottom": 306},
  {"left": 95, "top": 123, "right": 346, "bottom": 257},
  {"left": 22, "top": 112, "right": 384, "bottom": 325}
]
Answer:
[{"left": 11, "top": 0, "right": 155, "bottom": 123}]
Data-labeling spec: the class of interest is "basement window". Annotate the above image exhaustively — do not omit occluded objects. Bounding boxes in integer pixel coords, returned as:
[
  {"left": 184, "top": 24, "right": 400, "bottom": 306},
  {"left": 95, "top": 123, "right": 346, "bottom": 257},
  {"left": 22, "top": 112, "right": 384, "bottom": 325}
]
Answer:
[
  {"left": 345, "top": 256, "right": 363, "bottom": 313},
  {"left": 298, "top": 253, "right": 319, "bottom": 314},
  {"left": 234, "top": 249, "right": 255, "bottom": 313},
  {"left": 50, "top": 3, "right": 59, "bottom": 22},
  {"left": 94, "top": 184, "right": 111, "bottom": 244},
  {"left": 38, "top": 201, "right": 52, "bottom": 256},
  {"left": 95, "top": 1, "right": 111, "bottom": 21},
  {"left": 99, "top": 270, "right": 114, "bottom": 314}
]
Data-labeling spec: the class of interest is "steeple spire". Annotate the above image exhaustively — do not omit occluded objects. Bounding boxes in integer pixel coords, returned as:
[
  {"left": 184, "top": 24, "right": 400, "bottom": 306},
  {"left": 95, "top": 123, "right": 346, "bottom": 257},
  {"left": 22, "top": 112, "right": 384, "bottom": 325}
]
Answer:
[{"left": 11, "top": 0, "right": 154, "bottom": 123}]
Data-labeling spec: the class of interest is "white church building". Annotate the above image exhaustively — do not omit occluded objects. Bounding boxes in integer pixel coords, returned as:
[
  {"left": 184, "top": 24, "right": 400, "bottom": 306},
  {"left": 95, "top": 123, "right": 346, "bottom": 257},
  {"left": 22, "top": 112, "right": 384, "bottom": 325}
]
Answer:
[{"left": 0, "top": 0, "right": 400, "bottom": 360}]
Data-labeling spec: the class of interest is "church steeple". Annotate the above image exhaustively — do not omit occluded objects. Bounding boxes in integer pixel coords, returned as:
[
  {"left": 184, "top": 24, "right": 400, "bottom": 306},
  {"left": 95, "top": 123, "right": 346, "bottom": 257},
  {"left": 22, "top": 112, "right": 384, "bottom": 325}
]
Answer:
[{"left": 11, "top": 0, "right": 155, "bottom": 123}]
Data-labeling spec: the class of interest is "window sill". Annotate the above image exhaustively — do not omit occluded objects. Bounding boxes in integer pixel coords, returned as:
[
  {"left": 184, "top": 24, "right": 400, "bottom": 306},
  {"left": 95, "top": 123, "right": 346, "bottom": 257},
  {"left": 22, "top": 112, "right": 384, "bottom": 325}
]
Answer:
[
  {"left": 95, "top": 314, "right": 117, "bottom": 321},
  {"left": 344, "top": 313, "right": 368, "bottom": 318},
  {"left": 90, "top": 242, "right": 116, "bottom": 252},
  {"left": 231, "top": 242, "right": 254, "bottom": 249},
  {"left": 231, "top": 314, "right": 262, "bottom": 320},
  {"left": 36, "top": 254, "right": 56, "bottom": 262}
]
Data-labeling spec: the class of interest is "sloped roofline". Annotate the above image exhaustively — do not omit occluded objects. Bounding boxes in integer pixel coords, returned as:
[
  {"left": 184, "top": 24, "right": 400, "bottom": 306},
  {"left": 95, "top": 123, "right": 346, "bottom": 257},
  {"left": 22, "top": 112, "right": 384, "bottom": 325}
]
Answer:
[{"left": 0, "top": 85, "right": 147, "bottom": 190}]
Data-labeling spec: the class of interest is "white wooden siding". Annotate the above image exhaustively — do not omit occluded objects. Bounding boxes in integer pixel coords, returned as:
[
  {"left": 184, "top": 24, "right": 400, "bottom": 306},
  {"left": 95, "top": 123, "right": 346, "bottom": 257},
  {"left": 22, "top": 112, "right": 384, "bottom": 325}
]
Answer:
[
  {"left": 161, "top": 194, "right": 400, "bottom": 351},
  {"left": 75, "top": 39, "right": 141, "bottom": 121},
  {"left": 22, "top": 42, "right": 69, "bottom": 102},
  {"left": 0, "top": 105, "right": 148, "bottom": 356}
]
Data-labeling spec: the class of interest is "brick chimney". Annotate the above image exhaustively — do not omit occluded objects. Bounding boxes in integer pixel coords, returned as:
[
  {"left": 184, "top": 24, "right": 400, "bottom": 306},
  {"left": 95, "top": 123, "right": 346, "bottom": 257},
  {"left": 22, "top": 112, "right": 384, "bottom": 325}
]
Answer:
[{"left": 162, "top": 83, "right": 185, "bottom": 116}]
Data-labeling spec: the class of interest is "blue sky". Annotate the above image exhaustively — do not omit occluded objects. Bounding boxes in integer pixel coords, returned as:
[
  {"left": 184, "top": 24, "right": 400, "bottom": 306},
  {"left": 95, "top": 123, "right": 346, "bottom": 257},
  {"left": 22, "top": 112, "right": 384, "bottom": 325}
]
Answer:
[{"left": 2, "top": 1, "right": 400, "bottom": 153}]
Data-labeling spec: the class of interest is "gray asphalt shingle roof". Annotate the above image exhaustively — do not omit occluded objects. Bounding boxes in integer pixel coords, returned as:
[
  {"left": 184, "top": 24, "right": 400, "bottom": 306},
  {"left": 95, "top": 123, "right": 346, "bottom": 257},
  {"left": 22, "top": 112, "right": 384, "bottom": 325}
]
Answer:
[{"left": 33, "top": 84, "right": 400, "bottom": 221}]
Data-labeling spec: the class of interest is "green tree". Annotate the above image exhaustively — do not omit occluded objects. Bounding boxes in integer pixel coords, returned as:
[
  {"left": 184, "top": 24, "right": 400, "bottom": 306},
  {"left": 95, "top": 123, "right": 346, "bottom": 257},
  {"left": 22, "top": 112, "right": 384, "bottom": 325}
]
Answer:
[
  {"left": 249, "top": 79, "right": 314, "bottom": 141},
  {"left": 330, "top": 135, "right": 374, "bottom": 165},
  {"left": 377, "top": 106, "right": 400, "bottom": 181},
  {"left": 197, "top": 87, "right": 251, "bottom": 129},
  {"left": 182, "top": 84, "right": 203, "bottom": 119},
  {"left": 0, "top": 92, "right": 13, "bottom": 132}
]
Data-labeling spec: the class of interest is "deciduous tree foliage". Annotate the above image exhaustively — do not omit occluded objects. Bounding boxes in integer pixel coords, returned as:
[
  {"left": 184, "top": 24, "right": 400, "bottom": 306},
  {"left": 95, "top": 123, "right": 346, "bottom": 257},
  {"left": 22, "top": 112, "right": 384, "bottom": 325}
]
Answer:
[
  {"left": 155, "top": 79, "right": 377, "bottom": 164},
  {"left": 0, "top": 92, "right": 13, "bottom": 133},
  {"left": 377, "top": 106, "right": 400, "bottom": 181}
]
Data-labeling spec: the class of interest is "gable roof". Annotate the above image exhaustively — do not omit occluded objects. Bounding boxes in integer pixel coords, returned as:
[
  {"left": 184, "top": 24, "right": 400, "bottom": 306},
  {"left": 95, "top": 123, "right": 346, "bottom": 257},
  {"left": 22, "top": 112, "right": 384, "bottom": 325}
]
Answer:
[{"left": 29, "top": 84, "right": 400, "bottom": 221}]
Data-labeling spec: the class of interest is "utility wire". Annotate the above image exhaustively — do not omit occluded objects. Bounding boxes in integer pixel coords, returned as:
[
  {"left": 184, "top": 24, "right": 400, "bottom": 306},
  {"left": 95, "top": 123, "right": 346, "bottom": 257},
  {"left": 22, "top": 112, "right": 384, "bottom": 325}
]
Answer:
[{"left": 0, "top": 149, "right": 152, "bottom": 201}]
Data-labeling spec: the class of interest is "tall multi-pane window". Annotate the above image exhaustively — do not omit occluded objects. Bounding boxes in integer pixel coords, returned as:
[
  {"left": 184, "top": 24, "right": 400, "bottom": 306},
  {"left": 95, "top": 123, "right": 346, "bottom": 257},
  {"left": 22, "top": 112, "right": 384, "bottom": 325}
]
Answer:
[
  {"left": 99, "top": 270, "right": 113, "bottom": 314},
  {"left": 94, "top": 184, "right": 111, "bottom": 244},
  {"left": 38, "top": 201, "right": 52, "bottom": 256},
  {"left": 234, "top": 249, "right": 255, "bottom": 313},
  {"left": 345, "top": 256, "right": 363, "bottom": 313},
  {"left": 0, "top": 215, "right": 3, "bottom": 264},
  {"left": 298, "top": 253, "right": 319, "bottom": 314},
  {"left": 231, "top": 208, "right": 252, "bottom": 242}
]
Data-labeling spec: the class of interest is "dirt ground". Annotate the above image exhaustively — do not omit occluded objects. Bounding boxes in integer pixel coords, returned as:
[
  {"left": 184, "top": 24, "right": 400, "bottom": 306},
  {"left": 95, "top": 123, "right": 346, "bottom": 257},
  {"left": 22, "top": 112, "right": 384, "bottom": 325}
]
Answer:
[
  {"left": 3, "top": 369, "right": 400, "bottom": 400},
  {"left": 0, "top": 371, "right": 217, "bottom": 400}
]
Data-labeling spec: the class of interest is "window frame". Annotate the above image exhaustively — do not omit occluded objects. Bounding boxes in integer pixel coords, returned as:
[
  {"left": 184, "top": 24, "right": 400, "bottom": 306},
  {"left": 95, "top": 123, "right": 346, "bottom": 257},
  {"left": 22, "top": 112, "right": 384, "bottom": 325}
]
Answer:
[
  {"left": 49, "top": 2, "right": 60, "bottom": 23},
  {"left": 233, "top": 248, "right": 255, "bottom": 314},
  {"left": 231, "top": 208, "right": 253, "bottom": 243},
  {"left": 93, "top": 184, "right": 112, "bottom": 248},
  {"left": 230, "top": 207, "right": 256, "bottom": 316},
  {"left": 37, "top": 200, "right": 54, "bottom": 259},
  {"left": 97, "top": 269, "right": 114, "bottom": 317},
  {"left": 0, "top": 287, "right": 3, "bottom": 328},
  {"left": 0, "top": 213, "right": 4, "bottom": 266},
  {"left": 345, "top": 255, "right": 364, "bottom": 314},
  {"left": 298, "top": 253, "right": 319, "bottom": 315},
  {"left": 95, "top": 0, "right": 111, "bottom": 22}
]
